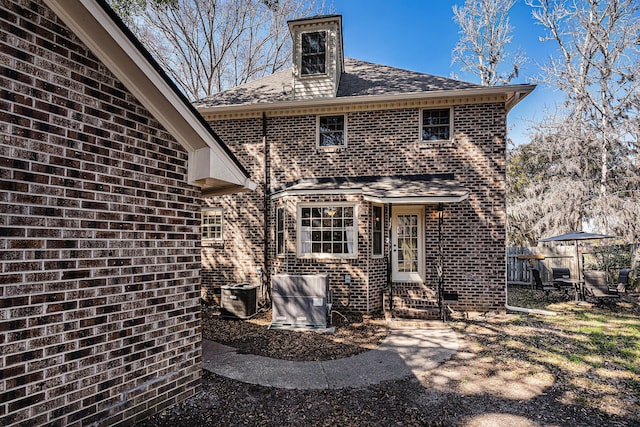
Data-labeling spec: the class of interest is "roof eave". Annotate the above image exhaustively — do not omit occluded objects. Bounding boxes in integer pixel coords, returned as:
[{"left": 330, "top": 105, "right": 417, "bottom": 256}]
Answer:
[
  {"left": 362, "top": 194, "right": 470, "bottom": 204},
  {"left": 197, "top": 84, "right": 536, "bottom": 115},
  {"left": 44, "top": 0, "right": 255, "bottom": 195}
]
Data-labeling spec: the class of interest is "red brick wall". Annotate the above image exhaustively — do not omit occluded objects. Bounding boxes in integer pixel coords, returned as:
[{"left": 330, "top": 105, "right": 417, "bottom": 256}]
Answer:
[
  {"left": 1, "top": 1, "right": 202, "bottom": 425},
  {"left": 205, "top": 99, "right": 507, "bottom": 313}
]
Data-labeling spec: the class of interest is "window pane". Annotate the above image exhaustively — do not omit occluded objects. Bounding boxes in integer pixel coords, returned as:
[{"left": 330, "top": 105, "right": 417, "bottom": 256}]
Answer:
[
  {"left": 319, "top": 115, "right": 345, "bottom": 147},
  {"left": 397, "top": 214, "right": 418, "bottom": 272},
  {"left": 299, "top": 204, "right": 356, "bottom": 256},
  {"left": 302, "top": 32, "right": 326, "bottom": 75},
  {"left": 276, "top": 207, "right": 285, "bottom": 255},
  {"left": 422, "top": 109, "right": 451, "bottom": 141},
  {"left": 202, "top": 209, "right": 222, "bottom": 240},
  {"left": 372, "top": 205, "right": 383, "bottom": 255}
]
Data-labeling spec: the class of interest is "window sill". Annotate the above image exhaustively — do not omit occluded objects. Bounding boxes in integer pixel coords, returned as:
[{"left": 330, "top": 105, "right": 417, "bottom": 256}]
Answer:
[
  {"left": 299, "top": 72, "right": 328, "bottom": 79},
  {"left": 419, "top": 139, "right": 455, "bottom": 149},
  {"left": 317, "top": 145, "right": 345, "bottom": 152},
  {"left": 202, "top": 240, "right": 224, "bottom": 248},
  {"left": 297, "top": 254, "right": 358, "bottom": 261}
]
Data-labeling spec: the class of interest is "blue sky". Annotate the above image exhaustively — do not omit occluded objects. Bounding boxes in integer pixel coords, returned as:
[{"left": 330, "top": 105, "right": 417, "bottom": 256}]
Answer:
[{"left": 329, "top": 0, "right": 560, "bottom": 146}]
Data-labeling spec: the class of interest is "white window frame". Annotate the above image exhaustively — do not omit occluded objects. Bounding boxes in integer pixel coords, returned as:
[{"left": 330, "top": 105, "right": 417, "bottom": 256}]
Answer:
[
  {"left": 276, "top": 206, "right": 285, "bottom": 256},
  {"left": 317, "top": 114, "right": 346, "bottom": 148},
  {"left": 296, "top": 203, "right": 358, "bottom": 259},
  {"left": 202, "top": 208, "right": 223, "bottom": 242},
  {"left": 420, "top": 107, "right": 453, "bottom": 143},
  {"left": 300, "top": 31, "right": 327, "bottom": 76},
  {"left": 371, "top": 204, "right": 384, "bottom": 258}
]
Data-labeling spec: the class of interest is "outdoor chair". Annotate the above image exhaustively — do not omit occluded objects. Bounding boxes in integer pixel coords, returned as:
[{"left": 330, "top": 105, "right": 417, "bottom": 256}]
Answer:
[
  {"left": 552, "top": 267, "right": 570, "bottom": 283},
  {"left": 531, "top": 268, "right": 557, "bottom": 300},
  {"left": 551, "top": 267, "right": 573, "bottom": 296},
  {"left": 613, "top": 268, "right": 631, "bottom": 293},
  {"left": 583, "top": 270, "right": 620, "bottom": 303}
]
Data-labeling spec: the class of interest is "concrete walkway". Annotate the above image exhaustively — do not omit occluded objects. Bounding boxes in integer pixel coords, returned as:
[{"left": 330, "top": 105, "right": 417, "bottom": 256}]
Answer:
[{"left": 201, "top": 323, "right": 458, "bottom": 390}]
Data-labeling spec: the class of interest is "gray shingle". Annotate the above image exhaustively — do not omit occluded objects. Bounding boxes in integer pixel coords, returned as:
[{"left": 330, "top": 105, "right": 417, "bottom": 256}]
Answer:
[
  {"left": 194, "top": 58, "right": 480, "bottom": 107},
  {"left": 272, "top": 174, "right": 470, "bottom": 203}
]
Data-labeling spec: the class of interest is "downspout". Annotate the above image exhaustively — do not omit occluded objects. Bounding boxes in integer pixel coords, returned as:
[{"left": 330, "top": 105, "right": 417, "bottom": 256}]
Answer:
[
  {"left": 262, "top": 112, "right": 270, "bottom": 306},
  {"left": 386, "top": 203, "right": 393, "bottom": 318},
  {"left": 366, "top": 205, "right": 370, "bottom": 313},
  {"left": 437, "top": 203, "right": 444, "bottom": 321},
  {"left": 505, "top": 304, "right": 557, "bottom": 316}
]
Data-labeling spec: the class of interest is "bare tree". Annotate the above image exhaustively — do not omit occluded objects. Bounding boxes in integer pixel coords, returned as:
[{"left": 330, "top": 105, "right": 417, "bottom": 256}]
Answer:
[
  {"left": 452, "top": 0, "right": 525, "bottom": 85},
  {"left": 507, "top": 110, "right": 592, "bottom": 245},
  {"left": 114, "top": 0, "right": 324, "bottom": 100},
  {"left": 507, "top": 0, "right": 640, "bottom": 245}
]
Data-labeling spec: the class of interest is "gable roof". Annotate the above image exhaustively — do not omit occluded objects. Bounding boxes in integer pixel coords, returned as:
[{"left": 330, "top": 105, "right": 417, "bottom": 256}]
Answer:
[
  {"left": 43, "top": 0, "right": 255, "bottom": 196},
  {"left": 194, "top": 58, "right": 534, "bottom": 114}
]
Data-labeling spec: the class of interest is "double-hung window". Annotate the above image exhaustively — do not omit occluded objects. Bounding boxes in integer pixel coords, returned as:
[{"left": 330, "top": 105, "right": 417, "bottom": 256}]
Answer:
[
  {"left": 421, "top": 108, "right": 452, "bottom": 142},
  {"left": 318, "top": 115, "right": 345, "bottom": 147},
  {"left": 301, "top": 31, "right": 326, "bottom": 75},
  {"left": 202, "top": 208, "right": 223, "bottom": 241},
  {"left": 298, "top": 204, "right": 356, "bottom": 258},
  {"left": 276, "top": 207, "right": 285, "bottom": 256},
  {"left": 372, "top": 204, "right": 383, "bottom": 256}
]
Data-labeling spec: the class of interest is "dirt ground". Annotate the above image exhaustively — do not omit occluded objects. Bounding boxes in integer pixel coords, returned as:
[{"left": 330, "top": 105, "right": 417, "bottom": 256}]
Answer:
[{"left": 137, "top": 290, "right": 640, "bottom": 427}]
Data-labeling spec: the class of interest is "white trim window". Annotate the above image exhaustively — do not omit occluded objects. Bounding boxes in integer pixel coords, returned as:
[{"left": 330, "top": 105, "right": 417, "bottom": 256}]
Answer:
[
  {"left": 298, "top": 204, "right": 357, "bottom": 258},
  {"left": 318, "top": 115, "right": 346, "bottom": 147},
  {"left": 372, "top": 204, "right": 384, "bottom": 257},
  {"left": 421, "top": 108, "right": 452, "bottom": 142},
  {"left": 202, "top": 208, "right": 223, "bottom": 241},
  {"left": 276, "top": 206, "right": 285, "bottom": 256},
  {"left": 301, "top": 31, "right": 326, "bottom": 75}
]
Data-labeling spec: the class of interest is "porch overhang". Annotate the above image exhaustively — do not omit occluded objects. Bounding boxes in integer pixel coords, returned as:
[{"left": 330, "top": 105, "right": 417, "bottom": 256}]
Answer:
[{"left": 271, "top": 174, "right": 470, "bottom": 203}]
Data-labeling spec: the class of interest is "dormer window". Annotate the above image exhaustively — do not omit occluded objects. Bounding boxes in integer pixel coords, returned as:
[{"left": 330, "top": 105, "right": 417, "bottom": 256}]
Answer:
[{"left": 301, "top": 31, "right": 326, "bottom": 75}]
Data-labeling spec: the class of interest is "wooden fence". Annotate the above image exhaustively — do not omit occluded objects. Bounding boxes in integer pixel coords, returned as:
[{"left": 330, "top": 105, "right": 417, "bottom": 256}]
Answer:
[
  {"left": 507, "top": 246, "right": 575, "bottom": 285},
  {"left": 508, "top": 244, "right": 638, "bottom": 287}
]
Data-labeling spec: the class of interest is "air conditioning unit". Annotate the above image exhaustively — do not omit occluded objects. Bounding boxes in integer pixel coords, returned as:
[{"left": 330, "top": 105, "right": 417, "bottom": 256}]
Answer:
[
  {"left": 220, "top": 283, "right": 258, "bottom": 319},
  {"left": 271, "top": 274, "right": 332, "bottom": 329}
]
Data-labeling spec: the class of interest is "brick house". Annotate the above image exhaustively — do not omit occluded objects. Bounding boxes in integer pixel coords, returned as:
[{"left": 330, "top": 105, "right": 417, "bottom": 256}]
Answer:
[
  {"left": 1, "top": 0, "right": 253, "bottom": 425},
  {"left": 196, "top": 15, "right": 534, "bottom": 318}
]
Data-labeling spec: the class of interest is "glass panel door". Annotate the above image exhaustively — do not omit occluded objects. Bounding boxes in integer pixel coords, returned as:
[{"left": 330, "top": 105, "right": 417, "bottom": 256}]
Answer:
[{"left": 392, "top": 207, "right": 424, "bottom": 282}]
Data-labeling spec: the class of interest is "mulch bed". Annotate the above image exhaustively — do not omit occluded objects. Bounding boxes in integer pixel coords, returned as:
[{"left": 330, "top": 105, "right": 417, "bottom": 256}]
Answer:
[
  {"left": 137, "top": 290, "right": 640, "bottom": 427},
  {"left": 201, "top": 305, "right": 389, "bottom": 361}
]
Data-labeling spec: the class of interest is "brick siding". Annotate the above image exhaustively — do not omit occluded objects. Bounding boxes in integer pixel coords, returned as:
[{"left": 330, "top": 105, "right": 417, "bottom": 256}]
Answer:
[
  {"left": 1, "top": 1, "right": 202, "bottom": 425},
  {"left": 203, "top": 103, "right": 507, "bottom": 314}
]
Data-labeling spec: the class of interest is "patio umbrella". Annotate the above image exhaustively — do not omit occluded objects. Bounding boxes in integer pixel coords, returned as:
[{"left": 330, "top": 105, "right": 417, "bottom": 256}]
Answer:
[{"left": 538, "top": 230, "right": 616, "bottom": 281}]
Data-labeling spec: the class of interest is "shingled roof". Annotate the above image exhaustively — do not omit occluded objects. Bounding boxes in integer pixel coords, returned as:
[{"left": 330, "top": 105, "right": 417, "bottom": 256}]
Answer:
[{"left": 194, "top": 58, "right": 482, "bottom": 108}]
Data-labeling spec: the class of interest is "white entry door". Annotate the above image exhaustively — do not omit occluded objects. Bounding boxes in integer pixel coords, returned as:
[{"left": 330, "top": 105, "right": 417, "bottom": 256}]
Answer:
[{"left": 391, "top": 206, "right": 424, "bottom": 282}]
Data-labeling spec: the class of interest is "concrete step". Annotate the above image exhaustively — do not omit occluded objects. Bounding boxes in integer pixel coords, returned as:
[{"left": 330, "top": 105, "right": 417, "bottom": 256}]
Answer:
[
  {"left": 384, "top": 306, "right": 441, "bottom": 321},
  {"left": 383, "top": 287, "right": 441, "bottom": 321}
]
